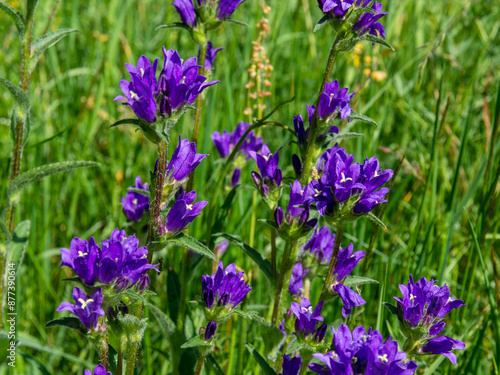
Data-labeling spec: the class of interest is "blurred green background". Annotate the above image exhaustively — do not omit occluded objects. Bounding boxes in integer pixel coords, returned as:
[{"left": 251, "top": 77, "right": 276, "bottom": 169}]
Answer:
[{"left": 1, "top": 0, "right": 499, "bottom": 373}]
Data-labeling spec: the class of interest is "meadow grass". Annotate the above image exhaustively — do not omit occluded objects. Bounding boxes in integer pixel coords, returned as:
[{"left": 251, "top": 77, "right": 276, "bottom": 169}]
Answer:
[{"left": 0, "top": 0, "right": 499, "bottom": 373}]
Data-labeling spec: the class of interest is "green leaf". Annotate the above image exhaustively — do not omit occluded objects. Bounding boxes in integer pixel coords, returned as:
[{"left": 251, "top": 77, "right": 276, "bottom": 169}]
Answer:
[
  {"left": 314, "top": 14, "right": 333, "bottom": 32},
  {"left": 343, "top": 275, "right": 379, "bottom": 288},
  {"left": 285, "top": 339, "right": 305, "bottom": 355},
  {"left": 6, "top": 220, "right": 30, "bottom": 268},
  {"left": 224, "top": 18, "right": 249, "bottom": 27},
  {"left": 258, "top": 219, "right": 279, "bottom": 231},
  {"left": 0, "top": 78, "right": 29, "bottom": 110},
  {"left": 181, "top": 335, "right": 212, "bottom": 349},
  {"left": 0, "top": 1, "right": 26, "bottom": 36},
  {"left": 155, "top": 22, "right": 190, "bottom": 31},
  {"left": 366, "top": 212, "right": 387, "bottom": 229},
  {"left": 45, "top": 317, "right": 85, "bottom": 334},
  {"left": 383, "top": 302, "right": 398, "bottom": 317},
  {"left": 167, "top": 233, "right": 215, "bottom": 260},
  {"left": 127, "top": 187, "right": 150, "bottom": 197},
  {"left": 214, "top": 233, "right": 274, "bottom": 283},
  {"left": 0, "top": 332, "right": 12, "bottom": 364},
  {"left": 246, "top": 344, "right": 277, "bottom": 375},
  {"left": 348, "top": 111, "right": 379, "bottom": 127},
  {"left": 211, "top": 185, "right": 239, "bottom": 235},
  {"left": 22, "top": 113, "right": 31, "bottom": 147},
  {"left": 109, "top": 118, "right": 141, "bottom": 128},
  {"left": 232, "top": 308, "right": 259, "bottom": 320},
  {"left": 29, "top": 29, "right": 78, "bottom": 74},
  {"left": 360, "top": 34, "right": 395, "bottom": 51},
  {"left": 253, "top": 315, "right": 286, "bottom": 359},
  {"left": 7, "top": 160, "right": 100, "bottom": 199},
  {"left": 26, "top": 0, "right": 39, "bottom": 22},
  {"left": 145, "top": 302, "right": 176, "bottom": 336}
]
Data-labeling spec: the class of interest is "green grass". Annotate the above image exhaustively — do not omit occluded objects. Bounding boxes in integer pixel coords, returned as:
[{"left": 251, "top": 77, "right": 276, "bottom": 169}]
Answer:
[{"left": 1, "top": 0, "right": 500, "bottom": 374}]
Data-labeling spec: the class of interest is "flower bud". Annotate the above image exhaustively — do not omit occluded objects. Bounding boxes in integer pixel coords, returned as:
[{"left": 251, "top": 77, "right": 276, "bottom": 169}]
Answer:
[
  {"left": 251, "top": 171, "right": 262, "bottom": 186},
  {"left": 275, "top": 207, "right": 284, "bottom": 228},
  {"left": 204, "top": 321, "right": 217, "bottom": 341},
  {"left": 137, "top": 274, "right": 150, "bottom": 293},
  {"left": 231, "top": 168, "right": 241, "bottom": 187}
]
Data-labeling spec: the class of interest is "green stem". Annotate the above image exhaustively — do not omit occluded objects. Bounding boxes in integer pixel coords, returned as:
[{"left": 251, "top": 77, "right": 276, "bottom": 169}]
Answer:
[
  {"left": 298, "top": 351, "right": 313, "bottom": 375},
  {"left": 271, "top": 228, "right": 277, "bottom": 282},
  {"left": 117, "top": 344, "right": 124, "bottom": 375},
  {"left": 194, "top": 354, "right": 207, "bottom": 375},
  {"left": 299, "top": 35, "right": 341, "bottom": 185},
  {"left": 272, "top": 240, "right": 299, "bottom": 325},
  {"left": 177, "top": 250, "right": 190, "bottom": 331},
  {"left": 318, "top": 221, "right": 344, "bottom": 303},
  {"left": 99, "top": 333, "right": 109, "bottom": 370}
]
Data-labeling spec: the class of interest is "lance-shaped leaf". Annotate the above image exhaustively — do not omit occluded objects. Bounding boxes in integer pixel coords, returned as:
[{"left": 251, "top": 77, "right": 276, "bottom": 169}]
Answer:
[
  {"left": 258, "top": 219, "right": 279, "bottom": 231},
  {"left": 253, "top": 315, "right": 286, "bottom": 360},
  {"left": 6, "top": 220, "right": 30, "bottom": 269},
  {"left": 366, "top": 212, "right": 387, "bottom": 229},
  {"left": 45, "top": 317, "right": 86, "bottom": 334},
  {"left": 167, "top": 233, "right": 215, "bottom": 260},
  {"left": 0, "top": 1, "right": 26, "bottom": 36},
  {"left": 110, "top": 118, "right": 164, "bottom": 144},
  {"left": 26, "top": 0, "right": 39, "bottom": 22},
  {"left": 156, "top": 22, "right": 190, "bottom": 31},
  {"left": 224, "top": 18, "right": 248, "bottom": 27},
  {"left": 0, "top": 78, "right": 29, "bottom": 110},
  {"left": 314, "top": 14, "right": 334, "bottom": 32},
  {"left": 348, "top": 111, "right": 379, "bottom": 127},
  {"left": 29, "top": 29, "right": 78, "bottom": 74},
  {"left": 360, "top": 34, "right": 396, "bottom": 51},
  {"left": 246, "top": 344, "right": 277, "bottom": 375},
  {"left": 7, "top": 161, "right": 100, "bottom": 200},
  {"left": 214, "top": 233, "right": 274, "bottom": 283},
  {"left": 181, "top": 335, "right": 214, "bottom": 349},
  {"left": 343, "top": 275, "right": 379, "bottom": 288},
  {"left": 232, "top": 308, "right": 259, "bottom": 320},
  {"left": 146, "top": 302, "right": 176, "bottom": 336}
]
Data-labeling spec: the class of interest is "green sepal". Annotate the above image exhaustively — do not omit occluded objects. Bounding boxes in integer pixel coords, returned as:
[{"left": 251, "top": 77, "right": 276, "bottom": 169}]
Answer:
[
  {"left": 29, "top": 28, "right": 78, "bottom": 75},
  {"left": 181, "top": 335, "right": 215, "bottom": 353}
]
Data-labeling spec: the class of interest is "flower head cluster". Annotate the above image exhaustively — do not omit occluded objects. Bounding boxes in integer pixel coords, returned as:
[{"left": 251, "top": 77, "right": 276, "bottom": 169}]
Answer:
[
  {"left": 122, "top": 176, "right": 149, "bottom": 221},
  {"left": 202, "top": 261, "right": 251, "bottom": 312},
  {"left": 211, "top": 122, "right": 265, "bottom": 186},
  {"left": 157, "top": 190, "right": 207, "bottom": 236},
  {"left": 281, "top": 355, "right": 302, "bottom": 375},
  {"left": 393, "top": 275, "right": 466, "bottom": 364},
  {"left": 172, "top": 0, "right": 246, "bottom": 28},
  {"left": 310, "top": 324, "right": 418, "bottom": 375},
  {"left": 57, "top": 287, "right": 104, "bottom": 330},
  {"left": 275, "top": 181, "right": 318, "bottom": 239},
  {"left": 166, "top": 135, "right": 208, "bottom": 183},
  {"left": 291, "top": 298, "right": 327, "bottom": 344},
  {"left": 115, "top": 48, "right": 218, "bottom": 122},
  {"left": 318, "top": 80, "right": 356, "bottom": 121},
  {"left": 60, "top": 229, "right": 159, "bottom": 289},
  {"left": 316, "top": 1, "right": 388, "bottom": 39},
  {"left": 85, "top": 365, "right": 112, "bottom": 375},
  {"left": 250, "top": 145, "right": 282, "bottom": 206},
  {"left": 307, "top": 147, "right": 393, "bottom": 219}
]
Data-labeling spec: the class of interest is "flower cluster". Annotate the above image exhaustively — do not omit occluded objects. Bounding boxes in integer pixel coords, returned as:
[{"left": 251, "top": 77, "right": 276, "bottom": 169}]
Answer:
[
  {"left": 307, "top": 147, "right": 393, "bottom": 220},
  {"left": 211, "top": 121, "right": 265, "bottom": 186},
  {"left": 60, "top": 229, "right": 159, "bottom": 289},
  {"left": 393, "top": 275, "right": 466, "bottom": 364},
  {"left": 57, "top": 287, "right": 104, "bottom": 330},
  {"left": 157, "top": 190, "right": 207, "bottom": 236},
  {"left": 115, "top": 48, "right": 218, "bottom": 122},
  {"left": 275, "top": 181, "right": 317, "bottom": 240},
  {"left": 291, "top": 298, "right": 327, "bottom": 344},
  {"left": 310, "top": 324, "right": 418, "bottom": 375},
  {"left": 317, "top": 80, "right": 356, "bottom": 121},
  {"left": 172, "top": 0, "right": 246, "bottom": 28},
  {"left": 250, "top": 145, "right": 282, "bottom": 207},
  {"left": 85, "top": 365, "right": 112, "bottom": 375},
  {"left": 317, "top": 0, "right": 388, "bottom": 39},
  {"left": 122, "top": 176, "right": 149, "bottom": 221}
]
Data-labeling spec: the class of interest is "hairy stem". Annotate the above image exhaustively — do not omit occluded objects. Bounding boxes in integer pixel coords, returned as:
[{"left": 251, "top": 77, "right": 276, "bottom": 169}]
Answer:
[
  {"left": 99, "top": 334, "right": 109, "bottom": 370},
  {"left": 117, "top": 344, "right": 124, "bottom": 375},
  {"left": 299, "top": 35, "right": 341, "bottom": 185},
  {"left": 271, "top": 228, "right": 277, "bottom": 282},
  {"left": 194, "top": 354, "right": 207, "bottom": 375},
  {"left": 272, "top": 240, "right": 299, "bottom": 325},
  {"left": 319, "top": 221, "right": 344, "bottom": 303}
]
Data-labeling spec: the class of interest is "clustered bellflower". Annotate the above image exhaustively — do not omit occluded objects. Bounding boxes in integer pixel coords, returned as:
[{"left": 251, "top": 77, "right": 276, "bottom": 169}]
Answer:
[
  {"left": 115, "top": 48, "right": 218, "bottom": 122},
  {"left": 166, "top": 135, "right": 208, "bottom": 183},
  {"left": 281, "top": 355, "right": 302, "bottom": 375},
  {"left": 306, "top": 147, "right": 393, "bottom": 221},
  {"left": 157, "top": 190, "right": 207, "bottom": 236},
  {"left": 211, "top": 122, "right": 265, "bottom": 186},
  {"left": 393, "top": 275, "right": 466, "bottom": 364},
  {"left": 250, "top": 145, "right": 282, "bottom": 208},
  {"left": 60, "top": 229, "right": 159, "bottom": 289},
  {"left": 85, "top": 365, "right": 112, "bottom": 375},
  {"left": 302, "top": 226, "right": 336, "bottom": 264},
  {"left": 310, "top": 324, "right": 418, "bottom": 375},
  {"left": 172, "top": 0, "right": 247, "bottom": 27},
  {"left": 56, "top": 287, "right": 104, "bottom": 330},
  {"left": 122, "top": 176, "right": 149, "bottom": 221},
  {"left": 291, "top": 298, "right": 328, "bottom": 344},
  {"left": 275, "top": 180, "right": 318, "bottom": 240},
  {"left": 201, "top": 41, "right": 223, "bottom": 72},
  {"left": 289, "top": 263, "right": 309, "bottom": 296},
  {"left": 317, "top": 80, "right": 356, "bottom": 121}
]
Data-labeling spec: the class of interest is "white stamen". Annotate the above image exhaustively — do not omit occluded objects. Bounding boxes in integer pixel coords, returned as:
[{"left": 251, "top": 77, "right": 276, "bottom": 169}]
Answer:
[
  {"left": 132, "top": 198, "right": 138, "bottom": 205},
  {"left": 378, "top": 354, "right": 388, "bottom": 363},
  {"left": 130, "top": 90, "right": 139, "bottom": 100},
  {"left": 141, "top": 254, "right": 147, "bottom": 259},
  {"left": 78, "top": 298, "right": 94, "bottom": 309},
  {"left": 186, "top": 204, "right": 193, "bottom": 210},
  {"left": 410, "top": 294, "right": 416, "bottom": 302},
  {"left": 140, "top": 68, "right": 145, "bottom": 77},
  {"left": 78, "top": 251, "right": 88, "bottom": 257},
  {"left": 340, "top": 172, "right": 352, "bottom": 183}
]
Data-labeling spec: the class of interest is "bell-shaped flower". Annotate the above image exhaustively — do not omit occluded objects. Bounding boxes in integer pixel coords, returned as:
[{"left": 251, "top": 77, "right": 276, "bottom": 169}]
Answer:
[
  {"left": 121, "top": 176, "right": 149, "bottom": 221},
  {"left": 57, "top": 287, "right": 105, "bottom": 330}
]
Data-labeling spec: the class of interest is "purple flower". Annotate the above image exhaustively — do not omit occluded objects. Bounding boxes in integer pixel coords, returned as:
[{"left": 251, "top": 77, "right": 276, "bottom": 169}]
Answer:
[
  {"left": 57, "top": 287, "right": 105, "bottom": 330},
  {"left": 289, "top": 263, "right": 309, "bottom": 296},
  {"left": 293, "top": 104, "right": 339, "bottom": 152},
  {"left": 84, "top": 365, "right": 112, "bottom": 375},
  {"left": 317, "top": 0, "right": 354, "bottom": 18},
  {"left": 204, "top": 321, "right": 217, "bottom": 341},
  {"left": 214, "top": 240, "right": 229, "bottom": 258},
  {"left": 122, "top": 176, "right": 149, "bottom": 221},
  {"left": 99, "top": 228, "right": 159, "bottom": 286},
  {"left": 217, "top": 0, "right": 246, "bottom": 19},
  {"left": 171, "top": 0, "right": 196, "bottom": 27},
  {"left": 353, "top": 2, "right": 388, "bottom": 39},
  {"left": 302, "top": 226, "right": 335, "bottom": 264},
  {"left": 317, "top": 80, "right": 356, "bottom": 120},
  {"left": 420, "top": 336, "right": 466, "bottom": 365},
  {"left": 157, "top": 48, "right": 218, "bottom": 117},
  {"left": 290, "top": 298, "right": 327, "bottom": 343},
  {"left": 249, "top": 145, "right": 282, "bottom": 196},
  {"left": 201, "top": 41, "right": 223, "bottom": 71},
  {"left": 114, "top": 56, "right": 158, "bottom": 123},
  {"left": 167, "top": 135, "right": 208, "bottom": 182},
  {"left": 163, "top": 190, "right": 207, "bottom": 234},
  {"left": 60, "top": 237, "right": 100, "bottom": 285},
  {"left": 281, "top": 355, "right": 301, "bottom": 375},
  {"left": 310, "top": 324, "right": 418, "bottom": 375},
  {"left": 201, "top": 261, "right": 251, "bottom": 311}
]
